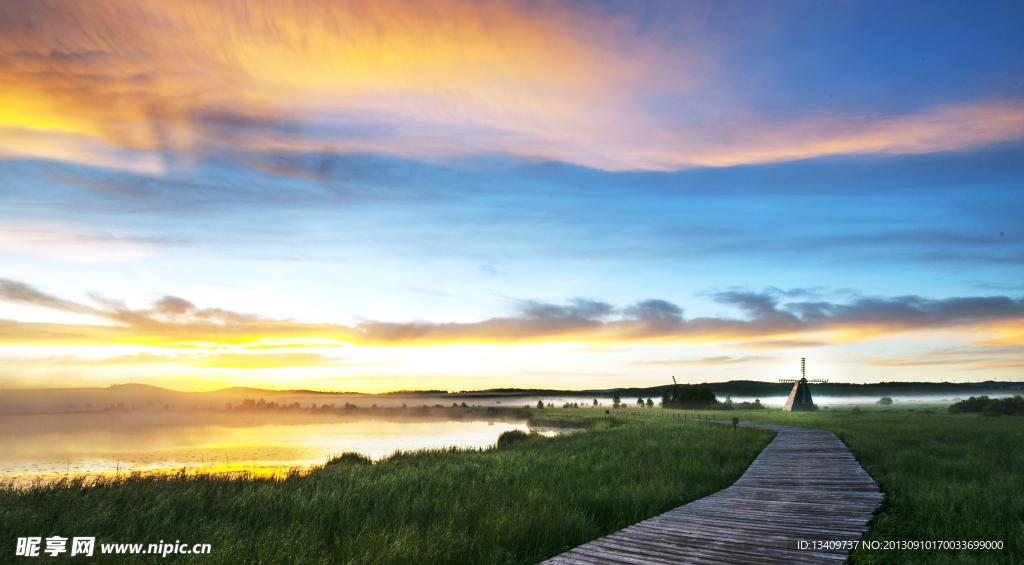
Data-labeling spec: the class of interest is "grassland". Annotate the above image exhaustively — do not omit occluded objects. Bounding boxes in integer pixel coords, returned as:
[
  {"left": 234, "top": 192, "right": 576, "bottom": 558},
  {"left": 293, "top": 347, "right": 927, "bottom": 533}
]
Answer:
[
  {"left": 4, "top": 404, "right": 1018, "bottom": 564},
  {"left": 0, "top": 412, "right": 772, "bottom": 564},
  {"left": 695, "top": 404, "right": 1023, "bottom": 565}
]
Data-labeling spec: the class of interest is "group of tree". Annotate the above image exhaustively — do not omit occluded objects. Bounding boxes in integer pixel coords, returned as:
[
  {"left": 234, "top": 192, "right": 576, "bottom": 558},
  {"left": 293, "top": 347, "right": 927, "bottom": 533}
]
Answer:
[
  {"left": 528, "top": 389, "right": 769, "bottom": 411},
  {"left": 533, "top": 400, "right": 600, "bottom": 409},
  {"left": 659, "top": 384, "right": 718, "bottom": 409},
  {"left": 227, "top": 399, "right": 441, "bottom": 412},
  {"left": 706, "top": 397, "right": 765, "bottom": 410},
  {"left": 948, "top": 395, "right": 1023, "bottom": 416},
  {"left": 229, "top": 398, "right": 304, "bottom": 411},
  {"left": 608, "top": 395, "right": 654, "bottom": 409}
]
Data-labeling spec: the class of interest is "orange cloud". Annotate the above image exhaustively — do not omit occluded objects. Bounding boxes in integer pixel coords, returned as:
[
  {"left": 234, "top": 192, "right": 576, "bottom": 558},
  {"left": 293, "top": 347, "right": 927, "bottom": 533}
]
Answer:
[
  {"left": 3, "top": 0, "right": 1022, "bottom": 172},
  {"left": 660, "top": 103, "right": 1024, "bottom": 170},
  {"left": 192, "top": 352, "right": 338, "bottom": 369},
  {"left": 27, "top": 351, "right": 340, "bottom": 369},
  {"left": 0, "top": 0, "right": 641, "bottom": 165}
]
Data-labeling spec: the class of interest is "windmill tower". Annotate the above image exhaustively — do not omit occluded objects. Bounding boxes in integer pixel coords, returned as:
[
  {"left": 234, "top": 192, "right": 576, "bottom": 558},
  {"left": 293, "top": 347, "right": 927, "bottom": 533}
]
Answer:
[{"left": 783, "top": 358, "right": 817, "bottom": 411}]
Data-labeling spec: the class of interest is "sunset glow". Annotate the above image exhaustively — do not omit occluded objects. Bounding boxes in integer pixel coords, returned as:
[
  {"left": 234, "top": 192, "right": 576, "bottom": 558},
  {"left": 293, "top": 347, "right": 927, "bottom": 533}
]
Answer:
[{"left": 2, "top": 1, "right": 1022, "bottom": 391}]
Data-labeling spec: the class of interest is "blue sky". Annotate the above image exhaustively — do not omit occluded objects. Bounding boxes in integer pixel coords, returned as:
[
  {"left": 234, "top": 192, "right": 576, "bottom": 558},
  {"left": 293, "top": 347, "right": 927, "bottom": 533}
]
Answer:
[{"left": 1, "top": 0, "right": 1022, "bottom": 390}]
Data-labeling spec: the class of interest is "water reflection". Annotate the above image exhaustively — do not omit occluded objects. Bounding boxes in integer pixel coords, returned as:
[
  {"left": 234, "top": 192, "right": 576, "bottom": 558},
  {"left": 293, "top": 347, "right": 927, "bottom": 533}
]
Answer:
[
  {"left": 527, "top": 426, "right": 584, "bottom": 437},
  {"left": 0, "top": 413, "right": 529, "bottom": 485}
]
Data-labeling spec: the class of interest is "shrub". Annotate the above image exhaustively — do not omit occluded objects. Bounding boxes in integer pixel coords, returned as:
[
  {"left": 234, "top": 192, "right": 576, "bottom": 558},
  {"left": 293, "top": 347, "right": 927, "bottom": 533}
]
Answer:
[
  {"left": 877, "top": 397, "right": 893, "bottom": 406},
  {"left": 991, "top": 395, "right": 1024, "bottom": 415},
  {"left": 675, "top": 385, "right": 717, "bottom": 408},
  {"left": 949, "top": 395, "right": 1024, "bottom": 416},
  {"left": 949, "top": 395, "right": 990, "bottom": 414},
  {"left": 325, "top": 452, "right": 372, "bottom": 467},
  {"left": 496, "top": 429, "right": 531, "bottom": 448}
]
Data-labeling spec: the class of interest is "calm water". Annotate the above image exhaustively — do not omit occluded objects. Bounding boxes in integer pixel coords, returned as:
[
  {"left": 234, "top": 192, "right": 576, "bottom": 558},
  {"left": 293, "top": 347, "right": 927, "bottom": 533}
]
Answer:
[{"left": 0, "top": 413, "right": 530, "bottom": 484}]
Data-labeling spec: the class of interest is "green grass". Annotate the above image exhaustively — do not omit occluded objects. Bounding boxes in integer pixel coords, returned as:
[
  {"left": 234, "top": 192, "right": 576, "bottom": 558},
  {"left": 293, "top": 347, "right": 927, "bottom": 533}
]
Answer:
[
  {"left": 0, "top": 413, "right": 772, "bottom": 564},
  {"left": 710, "top": 404, "right": 1024, "bottom": 565}
]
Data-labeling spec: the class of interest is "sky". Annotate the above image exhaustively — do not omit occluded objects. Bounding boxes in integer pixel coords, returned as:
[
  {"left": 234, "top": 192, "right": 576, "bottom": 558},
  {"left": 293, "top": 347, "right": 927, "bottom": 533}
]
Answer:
[{"left": 1, "top": 0, "right": 1023, "bottom": 392}]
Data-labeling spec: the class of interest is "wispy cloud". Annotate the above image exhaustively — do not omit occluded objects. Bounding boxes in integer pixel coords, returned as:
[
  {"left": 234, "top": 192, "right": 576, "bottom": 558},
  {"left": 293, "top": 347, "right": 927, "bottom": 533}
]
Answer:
[
  {"left": 0, "top": 223, "right": 165, "bottom": 262},
  {"left": 630, "top": 355, "right": 772, "bottom": 366},
  {"left": 867, "top": 346, "right": 1024, "bottom": 370},
  {"left": 1, "top": 351, "right": 344, "bottom": 369},
  {"left": 735, "top": 340, "right": 829, "bottom": 351},
  {"left": 2, "top": 279, "right": 1023, "bottom": 347},
  {"left": 661, "top": 104, "right": 1024, "bottom": 170}
]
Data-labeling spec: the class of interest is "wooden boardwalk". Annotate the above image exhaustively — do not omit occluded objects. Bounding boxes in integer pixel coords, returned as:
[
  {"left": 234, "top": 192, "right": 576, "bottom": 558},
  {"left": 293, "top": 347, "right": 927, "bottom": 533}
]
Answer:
[{"left": 540, "top": 422, "right": 884, "bottom": 565}]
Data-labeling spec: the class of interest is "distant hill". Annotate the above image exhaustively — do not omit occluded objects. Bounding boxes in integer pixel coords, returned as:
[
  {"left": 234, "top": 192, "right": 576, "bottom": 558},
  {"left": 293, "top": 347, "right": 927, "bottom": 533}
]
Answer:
[
  {"left": 1, "top": 380, "right": 1019, "bottom": 414},
  {"left": 709, "top": 380, "right": 1022, "bottom": 398},
  {"left": 711, "top": 381, "right": 1022, "bottom": 399},
  {"left": 453, "top": 381, "right": 1023, "bottom": 400}
]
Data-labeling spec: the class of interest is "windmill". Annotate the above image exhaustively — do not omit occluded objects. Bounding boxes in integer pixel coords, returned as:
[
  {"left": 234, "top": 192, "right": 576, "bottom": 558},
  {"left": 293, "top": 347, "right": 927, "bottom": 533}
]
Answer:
[
  {"left": 670, "top": 376, "right": 682, "bottom": 403},
  {"left": 782, "top": 358, "right": 818, "bottom": 411}
]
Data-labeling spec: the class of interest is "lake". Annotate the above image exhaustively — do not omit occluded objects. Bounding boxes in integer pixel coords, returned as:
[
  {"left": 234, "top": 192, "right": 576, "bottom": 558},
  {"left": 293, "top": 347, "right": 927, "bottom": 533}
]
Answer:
[{"left": 0, "top": 412, "right": 530, "bottom": 485}]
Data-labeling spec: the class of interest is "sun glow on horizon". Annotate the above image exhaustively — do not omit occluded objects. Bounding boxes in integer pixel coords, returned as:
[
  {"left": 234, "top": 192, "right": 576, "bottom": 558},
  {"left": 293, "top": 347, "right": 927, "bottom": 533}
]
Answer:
[{"left": 1, "top": 1, "right": 1022, "bottom": 391}]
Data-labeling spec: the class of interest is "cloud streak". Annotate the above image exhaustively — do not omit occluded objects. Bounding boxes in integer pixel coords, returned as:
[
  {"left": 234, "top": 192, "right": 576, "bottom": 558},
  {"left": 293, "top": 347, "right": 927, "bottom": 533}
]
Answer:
[
  {"left": 1, "top": 351, "right": 343, "bottom": 369},
  {"left": 2, "top": 279, "right": 1023, "bottom": 347},
  {"left": 630, "top": 355, "right": 772, "bottom": 366},
  {"left": 866, "top": 346, "right": 1024, "bottom": 370},
  {"left": 0, "top": 223, "right": 165, "bottom": 262}
]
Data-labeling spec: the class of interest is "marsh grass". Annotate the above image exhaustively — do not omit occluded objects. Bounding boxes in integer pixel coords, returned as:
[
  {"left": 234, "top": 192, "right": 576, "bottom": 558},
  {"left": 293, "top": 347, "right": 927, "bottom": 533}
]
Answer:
[
  {"left": 0, "top": 413, "right": 772, "bottom": 564},
  {"left": 715, "top": 405, "right": 1023, "bottom": 565}
]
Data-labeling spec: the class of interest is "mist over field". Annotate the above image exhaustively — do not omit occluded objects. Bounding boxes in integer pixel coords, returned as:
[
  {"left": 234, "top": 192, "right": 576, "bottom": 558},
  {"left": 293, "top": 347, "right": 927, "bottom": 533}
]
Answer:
[
  {"left": 0, "top": 384, "right": 607, "bottom": 416},
  {"left": 3, "top": 381, "right": 1022, "bottom": 416}
]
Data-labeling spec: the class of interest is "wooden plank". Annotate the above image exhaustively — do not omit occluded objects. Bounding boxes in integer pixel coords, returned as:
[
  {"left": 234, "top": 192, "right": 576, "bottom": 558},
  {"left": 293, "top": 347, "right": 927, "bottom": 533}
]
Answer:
[
  {"left": 538, "top": 422, "right": 883, "bottom": 565},
  {"left": 605, "top": 527, "right": 848, "bottom": 562}
]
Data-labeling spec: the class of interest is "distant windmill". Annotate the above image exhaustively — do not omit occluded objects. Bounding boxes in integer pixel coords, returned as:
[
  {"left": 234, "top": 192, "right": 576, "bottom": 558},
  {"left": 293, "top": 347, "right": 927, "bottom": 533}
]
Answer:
[
  {"left": 670, "top": 376, "right": 682, "bottom": 403},
  {"left": 782, "top": 358, "right": 819, "bottom": 411}
]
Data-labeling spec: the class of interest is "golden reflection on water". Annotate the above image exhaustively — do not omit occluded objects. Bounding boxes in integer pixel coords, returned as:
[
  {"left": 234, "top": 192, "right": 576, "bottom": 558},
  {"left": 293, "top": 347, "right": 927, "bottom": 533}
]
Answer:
[{"left": 0, "top": 413, "right": 528, "bottom": 484}]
